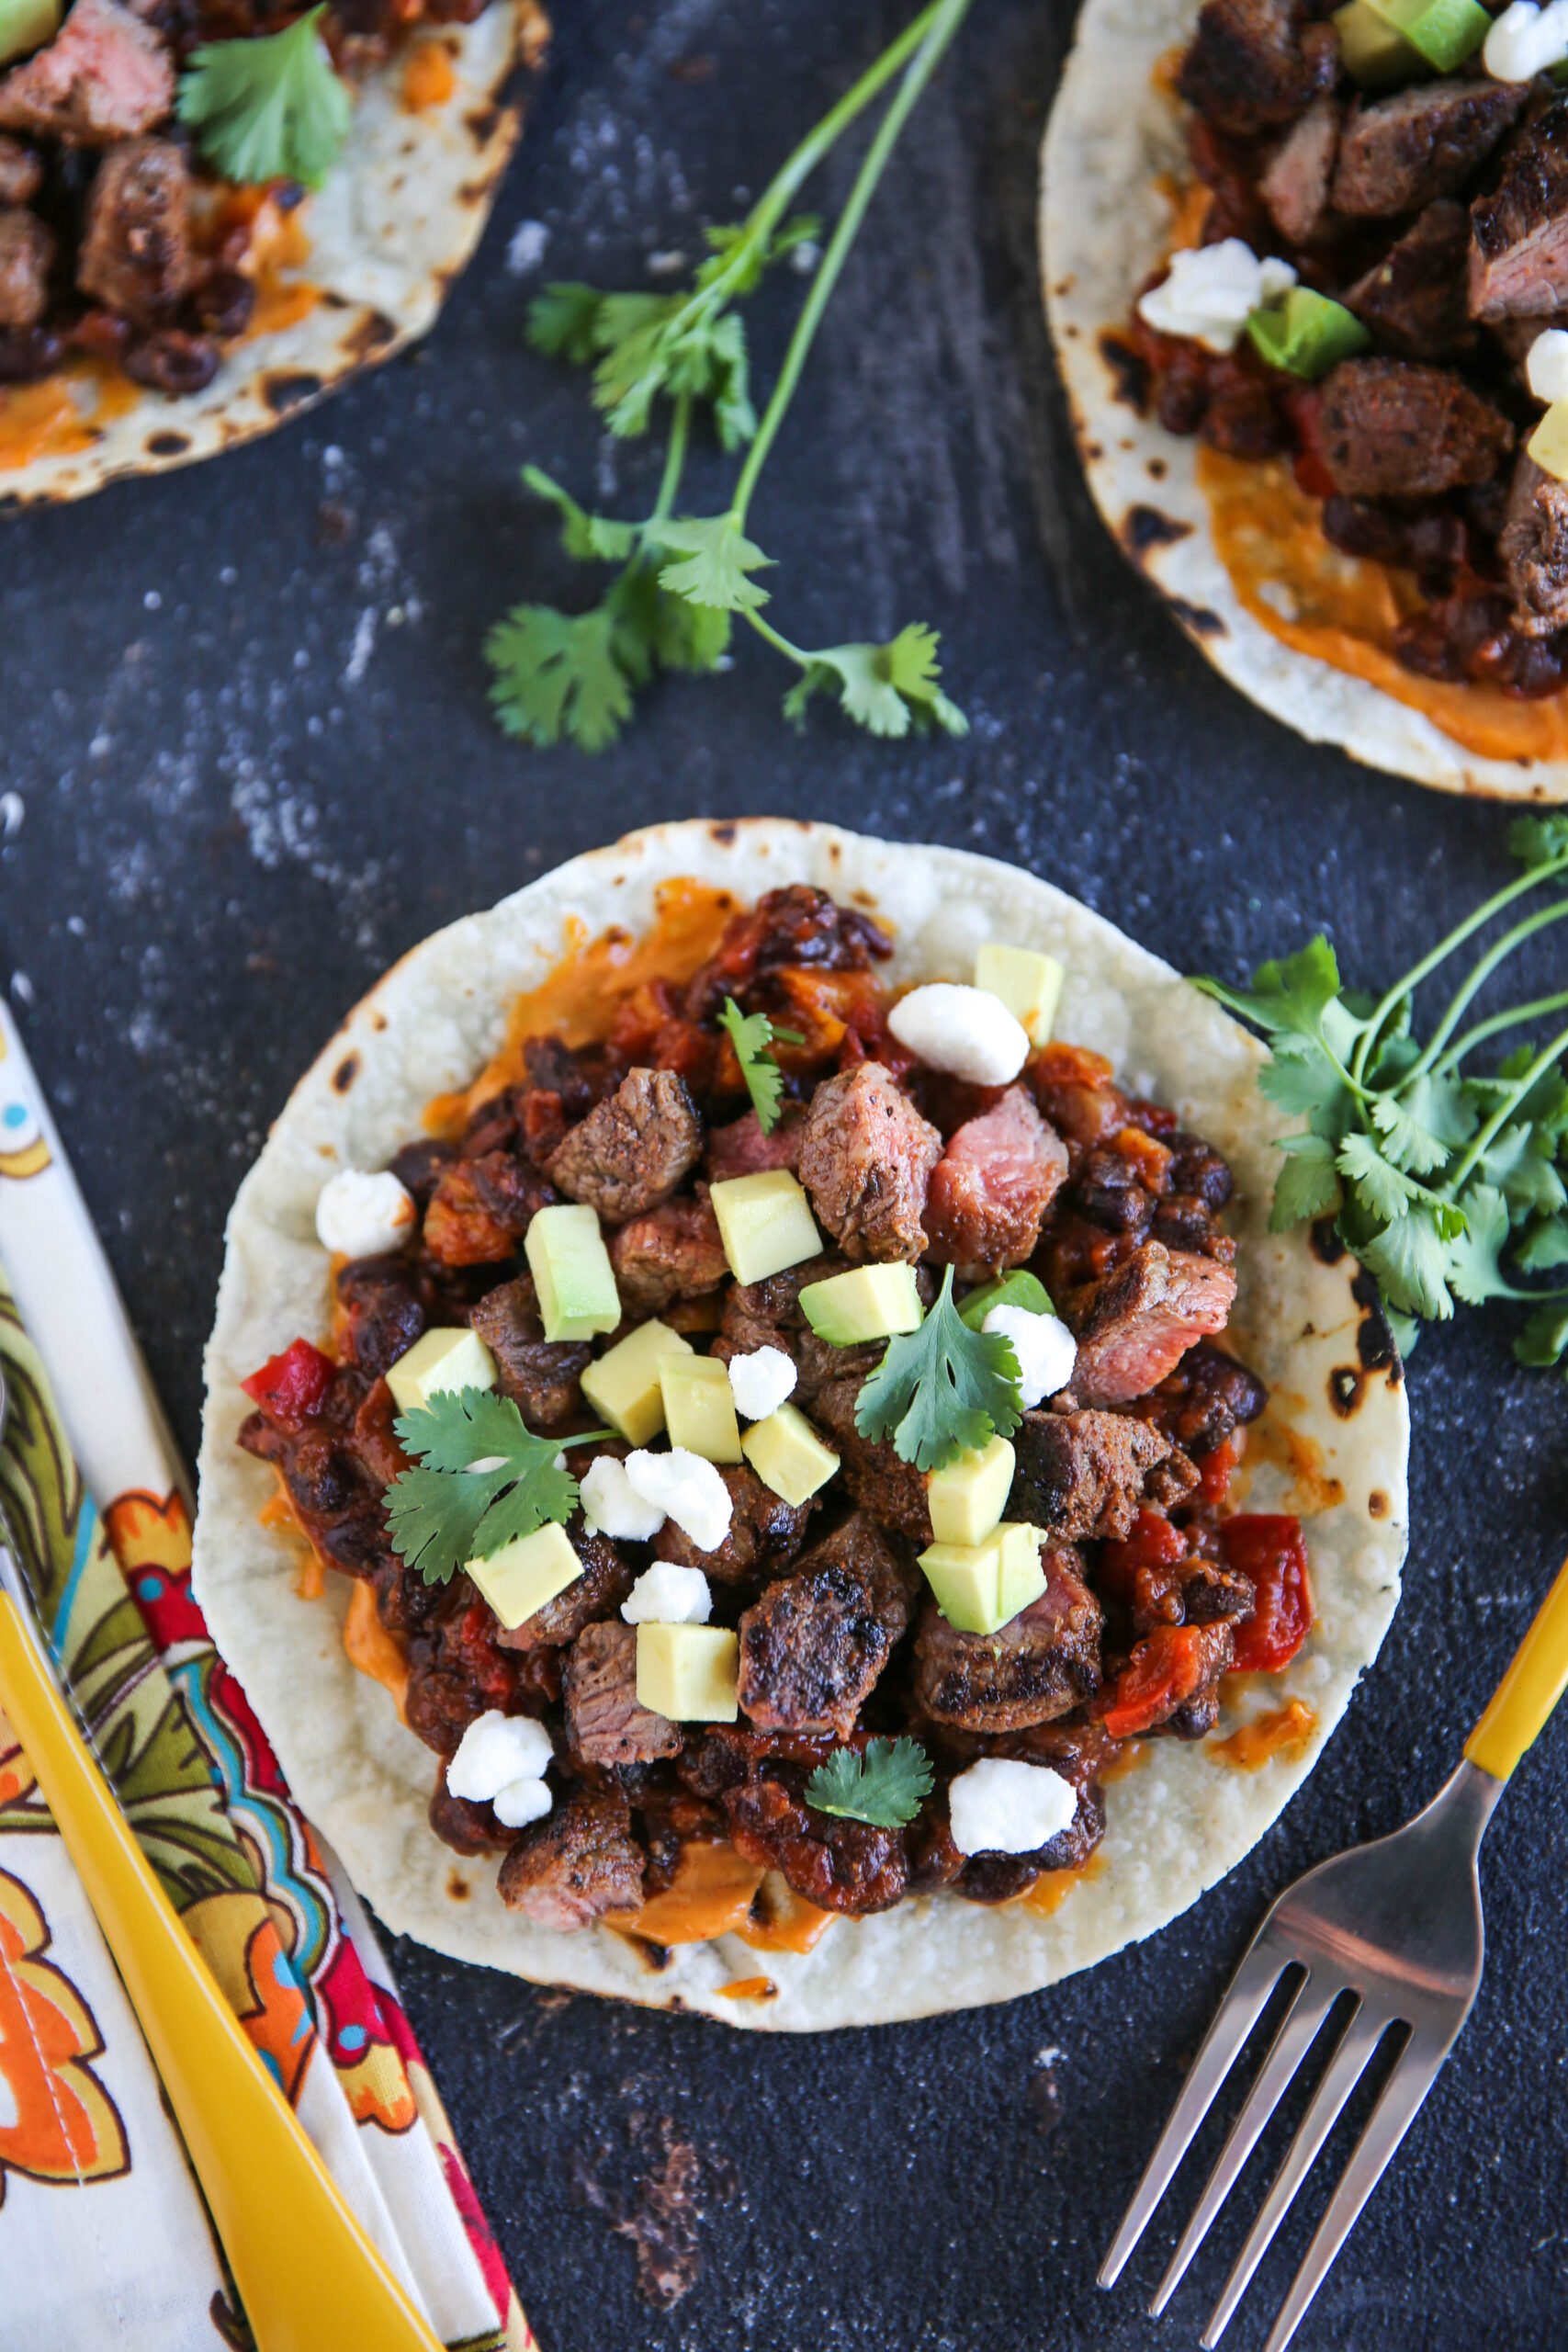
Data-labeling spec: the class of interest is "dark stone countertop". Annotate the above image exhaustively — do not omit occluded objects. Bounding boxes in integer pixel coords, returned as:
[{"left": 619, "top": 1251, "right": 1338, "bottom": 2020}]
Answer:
[{"left": 1, "top": 3, "right": 1565, "bottom": 2346}]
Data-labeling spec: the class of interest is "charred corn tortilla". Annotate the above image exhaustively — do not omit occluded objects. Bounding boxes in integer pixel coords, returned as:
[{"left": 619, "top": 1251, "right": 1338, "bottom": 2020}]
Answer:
[
  {"left": 1041, "top": 0, "right": 1568, "bottom": 805},
  {"left": 0, "top": 0, "right": 547, "bottom": 511},
  {"left": 193, "top": 819, "right": 1409, "bottom": 2030}
]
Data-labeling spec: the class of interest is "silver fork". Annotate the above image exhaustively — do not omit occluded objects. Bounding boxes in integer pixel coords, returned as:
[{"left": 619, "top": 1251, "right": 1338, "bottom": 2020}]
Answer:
[{"left": 1100, "top": 1544, "right": 1568, "bottom": 2352}]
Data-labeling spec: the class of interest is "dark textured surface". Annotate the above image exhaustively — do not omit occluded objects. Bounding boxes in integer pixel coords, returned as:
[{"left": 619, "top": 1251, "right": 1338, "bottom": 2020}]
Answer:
[{"left": 3, "top": 3, "right": 1566, "bottom": 2346}]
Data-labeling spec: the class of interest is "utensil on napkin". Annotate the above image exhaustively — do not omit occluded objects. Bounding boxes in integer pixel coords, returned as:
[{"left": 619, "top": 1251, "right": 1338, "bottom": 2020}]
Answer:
[{"left": 1100, "top": 1544, "right": 1568, "bottom": 2351}]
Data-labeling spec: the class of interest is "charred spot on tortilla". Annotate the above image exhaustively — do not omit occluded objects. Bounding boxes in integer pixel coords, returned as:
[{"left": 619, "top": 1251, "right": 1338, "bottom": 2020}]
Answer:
[
  {"left": 1352, "top": 1271, "right": 1402, "bottom": 1380},
  {"left": 1369, "top": 1489, "right": 1389, "bottom": 1520},
  {"left": 263, "top": 371, "right": 323, "bottom": 415},
  {"left": 344, "top": 311, "right": 399, "bottom": 359},
  {"left": 332, "top": 1054, "right": 359, "bottom": 1095},
  {"left": 1310, "top": 1216, "right": 1346, "bottom": 1267},
  {"left": 1097, "top": 331, "right": 1150, "bottom": 412},
  {"left": 1167, "top": 595, "right": 1225, "bottom": 637},
  {"left": 467, "top": 103, "right": 501, "bottom": 141},
  {"left": 709, "top": 820, "right": 738, "bottom": 845},
  {"left": 147, "top": 431, "right": 188, "bottom": 456},
  {"left": 1329, "top": 1365, "right": 1362, "bottom": 1419},
  {"left": 1122, "top": 504, "right": 1192, "bottom": 556}
]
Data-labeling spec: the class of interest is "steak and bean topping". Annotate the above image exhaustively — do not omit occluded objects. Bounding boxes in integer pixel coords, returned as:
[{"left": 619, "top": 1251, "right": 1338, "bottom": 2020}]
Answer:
[{"left": 238, "top": 885, "right": 1312, "bottom": 1941}]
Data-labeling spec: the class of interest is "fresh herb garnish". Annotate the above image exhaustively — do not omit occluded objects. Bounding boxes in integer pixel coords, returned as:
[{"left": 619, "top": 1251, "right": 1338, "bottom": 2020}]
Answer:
[
  {"left": 716, "top": 994, "right": 805, "bottom": 1135},
  {"left": 385, "top": 1388, "right": 609, "bottom": 1585},
  {"left": 485, "top": 0, "right": 975, "bottom": 751},
  {"left": 1196, "top": 815, "right": 1568, "bottom": 1371},
  {"left": 856, "top": 1265, "right": 1024, "bottom": 1473},
  {"left": 805, "top": 1736, "right": 934, "bottom": 1829},
  {"left": 177, "top": 5, "right": 351, "bottom": 191}
]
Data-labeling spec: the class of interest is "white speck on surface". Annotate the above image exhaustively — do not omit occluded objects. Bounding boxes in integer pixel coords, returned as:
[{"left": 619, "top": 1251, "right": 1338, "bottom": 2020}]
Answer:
[
  {"left": 0, "top": 791, "right": 22, "bottom": 837},
  {"left": 143, "top": 590, "right": 162, "bottom": 612},
  {"left": 67, "top": 914, "right": 86, "bottom": 938},
  {"left": 344, "top": 608, "right": 377, "bottom": 686},
  {"left": 10, "top": 972, "right": 34, "bottom": 1006},
  {"left": 789, "top": 240, "right": 821, "bottom": 275},
  {"left": 505, "top": 219, "right": 550, "bottom": 276},
  {"left": 646, "top": 247, "right": 687, "bottom": 277}
]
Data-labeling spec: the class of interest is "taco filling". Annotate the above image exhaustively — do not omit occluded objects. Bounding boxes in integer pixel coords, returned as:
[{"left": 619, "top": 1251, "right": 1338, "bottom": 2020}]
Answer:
[
  {"left": 1119, "top": 0, "right": 1568, "bottom": 717},
  {"left": 232, "top": 881, "right": 1315, "bottom": 1948}
]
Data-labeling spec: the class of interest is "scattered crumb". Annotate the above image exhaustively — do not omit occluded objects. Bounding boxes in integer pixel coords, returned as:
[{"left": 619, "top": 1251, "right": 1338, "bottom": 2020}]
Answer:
[
  {"left": 10, "top": 971, "right": 34, "bottom": 1007},
  {"left": 1030, "top": 2045, "right": 1067, "bottom": 2135},
  {"left": 506, "top": 219, "right": 550, "bottom": 276},
  {"left": 572, "top": 2120, "right": 737, "bottom": 2310},
  {"left": 0, "top": 791, "right": 22, "bottom": 837}
]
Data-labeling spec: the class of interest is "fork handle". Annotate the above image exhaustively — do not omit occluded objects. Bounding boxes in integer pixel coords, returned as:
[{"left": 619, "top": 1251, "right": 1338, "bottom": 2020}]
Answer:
[{"left": 1464, "top": 1547, "right": 1568, "bottom": 1783}]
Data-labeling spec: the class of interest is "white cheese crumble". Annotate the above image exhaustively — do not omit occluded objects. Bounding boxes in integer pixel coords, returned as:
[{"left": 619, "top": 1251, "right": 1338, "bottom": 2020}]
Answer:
[
  {"left": 492, "top": 1779, "right": 554, "bottom": 1829},
  {"left": 315, "top": 1167, "right": 416, "bottom": 1259},
  {"left": 581, "top": 1454, "right": 666, "bottom": 1541},
  {"left": 983, "top": 1305, "right": 1077, "bottom": 1408},
  {"left": 727, "top": 1344, "right": 797, "bottom": 1421},
  {"left": 1138, "top": 239, "right": 1297, "bottom": 355},
  {"left": 446, "top": 1710, "right": 554, "bottom": 1829},
  {"left": 887, "top": 983, "right": 1030, "bottom": 1085},
  {"left": 621, "top": 1562, "right": 714, "bottom": 1625},
  {"left": 1527, "top": 328, "right": 1568, "bottom": 406},
  {"left": 948, "top": 1758, "right": 1077, "bottom": 1857},
  {"left": 624, "top": 1447, "right": 735, "bottom": 1553},
  {"left": 1483, "top": 0, "right": 1568, "bottom": 80}
]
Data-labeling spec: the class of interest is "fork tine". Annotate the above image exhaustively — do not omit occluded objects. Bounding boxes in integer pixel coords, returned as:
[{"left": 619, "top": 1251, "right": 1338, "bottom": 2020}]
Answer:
[
  {"left": 1099, "top": 1945, "right": 1287, "bottom": 2289},
  {"left": 1148, "top": 1973, "right": 1344, "bottom": 2316},
  {"left": 1258, "top": 2037, "right": 1449, "bottom": 2352}
]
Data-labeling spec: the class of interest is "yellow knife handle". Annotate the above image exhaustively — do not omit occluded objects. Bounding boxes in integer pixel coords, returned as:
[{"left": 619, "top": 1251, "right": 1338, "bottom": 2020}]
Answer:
[
  {"left": 0, "top": 1590, "right": 446, "bottom": 2352},
  {"left": 1464, "top": 1547, "right": 1568, "bottom": 1785}
]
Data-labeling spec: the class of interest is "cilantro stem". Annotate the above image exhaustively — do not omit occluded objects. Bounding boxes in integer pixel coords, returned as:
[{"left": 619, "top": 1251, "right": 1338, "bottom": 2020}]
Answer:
[
  {"left": 1444, "top": 1019, "right": 1568, "bottom": 1197},
  {"left": 743, "top": 608, "right": 813, "bottom": 666},
  {"left": 1403, "top": 899, "right": 1568, "bottom": 1083},
  {"left": 649, "top": 387, "right": 692, "bottom": 529},
  {"left": 1438, "top": 987, "right": 1568, "bottom": 1072}
]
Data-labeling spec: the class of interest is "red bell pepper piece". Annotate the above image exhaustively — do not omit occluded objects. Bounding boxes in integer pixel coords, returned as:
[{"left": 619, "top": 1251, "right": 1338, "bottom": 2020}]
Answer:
[
  {"left": 1100, "top": 1623, "right": 1216, "bottom": 1740},
  {"left": 241, "top": 1338, "right": 334, "bottom": 1432},
  {"left": 1221, "top": 1514, "right": 1313, "bottom": 1673}
]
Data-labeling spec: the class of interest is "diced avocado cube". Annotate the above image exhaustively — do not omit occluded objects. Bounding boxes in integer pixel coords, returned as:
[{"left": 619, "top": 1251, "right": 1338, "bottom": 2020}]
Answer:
[
  {"left": 919, "top": 1520, "right": 1047, "bottom": 1634},
  {"left": 927, "top": 1433, "right": 1016, "bottom": 1547},
  {"left": 385, "top": 1325, "right": 498, "bottom": 1415},
  {"left": 996, "top": 1521, "right": 1049, "bottom": 1623},
  {"left": 636, "top": 1623, "right": 739, "bottom": 1722},
  {"left": 525, "top": 1203, "right": 621, "bottom": 1342},
  {"left": 1529, "top": 401, "right": 1568, "bottom": 487},
  {"left": 974, "top": 943, "right": 1065, "bottom": 1045},
  {"left": 1371, "top": 0, "right": 1488, "bottom": 70},
  {"left": 581, "top": 1318, "right": 694, "bottom": 1445},
  {"left": 660, "top": 1355, "right": 744, "bottom": 1464},
  {"left": 1247, "top": 288, "right": 1371, "bottom": 381},
  {"left": 468, "top": 1521, "right": 582, "bottom": 1631},
  {"left": 957, "top": 1268, "right": 1054, "bottom": 1330},
  {"left": 709, "top": 1169, "right": 822, "bottom": 1285},
  {"left": 799, "top": 1261, "right": 925, "bottom": 1346},
  {"left": 742, "top": 1402, "right": 840, "bottom": 1506},
  {"left": 1331, "top": 0, "right": 1418, "bottom": 85},
  {"left": 0, "top": 0, "right": 60, "bottom": 70}
]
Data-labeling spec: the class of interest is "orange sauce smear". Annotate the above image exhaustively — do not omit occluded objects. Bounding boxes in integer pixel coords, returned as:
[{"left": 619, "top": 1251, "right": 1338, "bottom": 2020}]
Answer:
[
  {"left": 343, "top": 1579, "right": 410, "bottom": 1719},
  {"left": 1016, "top": 1848, "right": 1106, "bottom": 1917},
  {"left": 0, "top": 361, "right": 141, "bottom": 472},
  {"left": 738, "top": 1871, "right": 837, "bottom": 1956},
  {"left": 260, "top": 1480, "right": 326, "bottom": 1600},
  {"left": 1212, "top": 1697, "right": 1317, "bottom": 1771},
  {"left": 403, "top": 39, "right": 457, "bottom": 109},
  {"left": 717, "top": 1976, "right": 779, "bottom": 2002},
  {"left": 608, "top": 1839, "right": 765, "bottom": 1945},
  {"left": 1197, "top": 447, "right": 1568, "bottom": 766}
]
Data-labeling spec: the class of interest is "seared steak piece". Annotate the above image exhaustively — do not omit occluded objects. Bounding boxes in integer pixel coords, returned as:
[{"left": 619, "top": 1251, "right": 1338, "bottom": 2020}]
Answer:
[
  {"left": 429, "top": 1777, "right": 515, "bottom": 1857},
  {"left": 0, "top": 206, "right": 51, "bottom": 328},
  {"left": 1260, "top": 92, "right": 1339, "bottom": 245},
  {"left": 498, "top": 1789, "right": 645, "bottom": 1928},
  {"left": 77, "top": 137, "right": 188, "bottom": 323},
  {"left": 795, "top": 1508, "right": 917, "bottom": 1636},
  {"left": 1317, "top": 358, "right": 1512, "bottom": 501},
  {"left": 705, "top": 1104, "right": 804, "bottom": 1182},
  {"left": 335, "top": 1254, "right": 428, "bottom": 1381},
  {"left": 496, "top": 1527, "right": 633, "bottom": 1649},
  {"left": 387, "top": 1136, "right": 457, "bottom": 1206},
  {"left": 547, "top": 1067, "right": 703, "bottom": 1224},
  {"left": 915, "top": 1545, "right": 1102, "bottom": 1731},
  {"left": 1010, "top": 1408, "right": 1183, "bottom": 1543},
  {"left": 1065, "top": 1242, "right": 1237, "bottom": 1407},
  {"left": 655, "top": 1462, "right": 816, "bottom": 1585},
  {"left": 607, "top": 1187, "right": 728, "bottom": 1318},
  {"left": 1141, "top": 1336, "right": 1267, "bottom": 1456},
  {"left": 924, "top": 1087, "right": 1068, "bottom": 1272},
  {"left": 1501, "top": 454, "right": 1568, "bottom": 639},
  {"left": 796, "top": 1062, "right": 942, "bottom": 1262},
  {"left": 469, "top": 1274, "right": 589, "bottom": 1431},
  {"left": 563, "top": 1621, "right": 682, "bottom": 1767},
  {"left": 723, "top": 1770, "right": 908, "bottom": 1915},
  {"left": 0, "top": 136, "right": 39, "bottom": 205},
  {"left": 0, "top": 0, "right": 173, "bottom": 144},
  {"left": 348, "top": 1377, "right": 409, "bottom": 1488},
  {"left": 682, "top": 883, "right": 891, "bottom": 1023},
  {"left": 1330, "top": 79, "right": 1525, "bottom": 220},
  {"left": 1470, "top": 96, "right": 1568, "bottom": 322},
  {"left": 810, "top": 1374, "right": 933, "bottom": 1543},
  {"left": 423, "top": 1149, "right": 555, "bottom": 1266},
  {"left": 1178, "top": 0, "right": 1333, "bottom": 139},
  {"left": 1345, "top": 201, "right": 1472, "bottom": 363},
  {"left": 739, "top": 1563, "right": 897, "bottom": 1737}
]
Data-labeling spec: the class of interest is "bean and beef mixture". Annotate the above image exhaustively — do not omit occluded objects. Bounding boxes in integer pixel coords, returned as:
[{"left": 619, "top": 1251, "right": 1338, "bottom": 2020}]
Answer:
[{"left": 237, "top": 886, "right": 1312, "bottom": 1939}]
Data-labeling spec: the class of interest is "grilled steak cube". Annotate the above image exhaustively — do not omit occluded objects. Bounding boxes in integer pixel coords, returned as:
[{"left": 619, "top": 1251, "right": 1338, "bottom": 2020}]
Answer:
[
  {"left": 1066, "top": 1241, "right": 1237, "bottom": 1407},
  {"left": 547, "top": 1067, "right": 704, "bottom": 1224},
  {"left": 494, "top": 1526, "right": 633, "bottom": 1649},
  {"left": 810, "top": 1373, "right": 933, "bottom": 1543},
  {"left": 654, "top": 1462, "right": 816, "bottom": 1585},
  {"left": 705, "top": 1104, "right": 804, "bottom": 1182},
  {"left": 1470, "top": 96, "right": 1568, "bottom": 322},
  {"left": 469, "top": 1273, "right": 589, "bottom": 1431},
  {"left": 738, "top": 1563, "right": 897, "bottom": 1737},
  {"left": 795, "top": 1508, "right": 917, "bottom": 1637},
  {"left": 1317, "top": 358, "right": 1512, "bottom": 501},
  {"left": 0, "top": 135, "right": 39, "bottom": 205},
  {"left": 428, "top": 1777, "right": 515, "bottom": 1857},
  {"left": 423, "top": 1149, "right": 556, "bottom": 1265},
  {"left": 724, "top": 1770, "right": 909, "bottom": 1915},
  {"left": 1009, "top": 1407, "right": 1180, "bottom": 1543},
  {"left": 1331, "top": 79, "right": 1525, "bottom": 220},
  {"left": 924, "top": 1087, "right": 1068, "bottom": 1272},
  {"left": 77, "top": 137, "right": 188, "bottom": 323},
  {"left": 914, "top": 1544, "right": 1103, "bottom": 1731},
  {"left": 497, "top": 1789, "right": 645, "bottom": 1929},
  {"left": 0, "top": 0, "right": 173, "bottom": 144},
  {"left": 682, "top": 883, "right": 891, "bottom": 1023},
  {"left": 335, "top": 1254, "right": 428, "bottom": 1380},
  {"left": 1501, "top": 453, "right": 1568, "bottom": 639},
  {"left": 563, "top": 1620, "right": 682, "bottom": 1767},
  {"left": 0, "top": 205, "right": 51, "bottom": 328},
  {"left": 1259, "top": 92, "right": 1339, "bottom": 245},
  {"left": 1178, "top": 0, "right": 1333, "bottom": 139},
  {"left": 1142, "top": 1336, "right": 1267, "bottom": 1455},
  {"left": 797, "top": 1061, "right": 942, "bottom": 1262},
  {"left": 1345, "top": 201, "right": 1472, "bottom": 363},
  {"left": 717, "top": 1251, "right": 929, "bottom": 1403},
  {"left": 607, "top": 1187, "right": 728, "bottom": 1318}
]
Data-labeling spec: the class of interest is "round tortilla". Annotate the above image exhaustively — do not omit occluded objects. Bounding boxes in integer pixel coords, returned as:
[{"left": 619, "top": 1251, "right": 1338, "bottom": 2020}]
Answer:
[
  {"left": 0, "top": 0, "right": 547, "bottom": 510},
  {"left": 193, "top": 819, "right": 1409, "bottom": 2030},
  {"left": 1041, "top": 0, "right": 1568, "bottom": 805}
]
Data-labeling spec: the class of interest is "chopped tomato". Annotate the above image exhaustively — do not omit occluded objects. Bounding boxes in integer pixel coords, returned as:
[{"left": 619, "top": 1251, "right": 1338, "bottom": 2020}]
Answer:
[
  {"left": 1098, "top": 1508, "right": 1186, "bottom": 1605},
  {"left": 1100, "top": 1623, "right": 1216, "bottom": 1739},
  {"left": 241, "top": 1338, "right": 334, "bottom": 1431},
  {"left": 1111, "top": 1124, "right": 1174, "bottom": 1189},
  {"left": 1196, "top": 1431, "right": 1242, "bottom": 1508},
  {"left": 1221, "top": 1514, "right": 1312, "bottom": 1673}
]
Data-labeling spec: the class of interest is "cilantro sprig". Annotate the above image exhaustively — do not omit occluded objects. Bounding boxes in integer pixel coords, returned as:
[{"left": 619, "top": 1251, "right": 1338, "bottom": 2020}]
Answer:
[
  {"left": 177, "top": 6, "right": 351, "bottom": 190},
  {"left": 385, "top": 1388, "right": 609, "bottom": 1586},
  {"left": 856, "top": 1265, "right": 1024, "bottom": 1473},
  {"left": 485, "top": 0, "right": 975, "bottom": 751},
  {"left": 717, "top": 994, "right": 805, "bottom": 1135},
  {"left": 1196, "top": 817, "right": 1568, "bottom": 1372},
  {"left": 805, "top": 1736, "right": 934, "bottom": 1829}
]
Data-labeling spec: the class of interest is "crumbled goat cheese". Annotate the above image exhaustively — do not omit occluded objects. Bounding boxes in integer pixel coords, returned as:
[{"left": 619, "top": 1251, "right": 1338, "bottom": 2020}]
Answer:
[
  {"left": 621, "top": 1562, "right": 714, "bottom": 1625},
  {"left": 727, "top": 1344, "right": 797, "bottom": 1421},
  {"left": 1527, "top": 328, "right": 1568, "bottom": 405},
  {"left": 1138, "top": 239, "right": 1297, "bottom": 354},
  {"left": 983, "top": 1306, "right": 1078, "bottom": 1408},
  {"left": 948, "top": 1758, "right": 1077, "bottom": 1857},
  {"left": 1484, "top": 0, "right": 1568, "bottom": 80},
  {"left": 624, "top": 1447, "right": 735, "bottom": 1553},
  {"left": 581, "top": 1454, "right": 666, "bottom": 1541},
  {"left": 315, "top": 1167, "right": 416, "bottom": 1259},
  {"left": 491, "top": 1778, "right": 554, "bottom": 1829},
  {"left": 887, "top": 983, "right": 1031, "bottom": 1085},
  {"left": 446, "top": 1710, "right": 554, "bottom": 1804}
]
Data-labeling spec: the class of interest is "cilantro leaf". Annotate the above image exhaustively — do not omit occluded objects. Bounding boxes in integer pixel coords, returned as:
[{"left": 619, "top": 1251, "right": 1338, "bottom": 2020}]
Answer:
[
  {"left": 658, "top": 515, "right": 773, "bottom": 613},
  {"left": 856, "top": 1266, "right": 1022, "bottom": 1474},
  {"left": 1475, "top": 1120, "right": 1567, "bottom": 1221},
  {"left": 1270, "top": 1132, "right": 1341, "bottom": 1230},
  {"left": 484, "top": 602, "right": 636, "bottom": 752},
  {"left": 780, "top": 623, "right": 969, "bottom": 740},
  {"left": 524, "top": 466, "right": 638, "bottom": 564},
  {"left": 1508, "top": 813, "right": 1568, "bottom": 875},
  {"left": 716, "top": 995, "right": 803, "bottom": 1135},
  {"left": 1368, "top": 1072, "right": 1473, "bottom": 1175},
  {"left": 1446, "top": 1183, "right": 1514, "bottom": 1307},
  {"left": 1336, "top": 1132, "right": 1419, "bottom": 1223},
  {"left": 1517, "top": 1300, "right": 1568, "bottom": 1370},
  {"left": 178, "top": 6, "right": 350, "bottom": 190},
  {"left": 1359, "top": 1208, "right": 1459, "bottom": 1323},
  {"left": 385, "top": 1388, "right": 604, "bottom": 1584},
  {"left": 526, "top": 282, "right": 605, "bottom": 365},
  {"left": 1257, "top": 1039, "right": 1355, "bottom": 1136},
  {"left": 1516, "top": 1217, "right": 1568, "bottom": 1274},
  {"left": 804, "top": 1736, "right": 933, "bottom": 1829},
  {"left": 1196, "top": 937, "right": 1347, "bottom": 1050}
]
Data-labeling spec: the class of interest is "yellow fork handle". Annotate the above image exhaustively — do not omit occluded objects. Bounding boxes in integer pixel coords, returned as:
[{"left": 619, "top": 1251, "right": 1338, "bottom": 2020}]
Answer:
[
  {"left": 1464, "top": 1547, "right": 1568, "bottom": 1784},
  {"left": 0, "top": 1590, "right": 446, "bottom": 2352}
]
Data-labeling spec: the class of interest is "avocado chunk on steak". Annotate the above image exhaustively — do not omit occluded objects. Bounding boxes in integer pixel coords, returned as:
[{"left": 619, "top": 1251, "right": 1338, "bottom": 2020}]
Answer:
[
  {"left": 563, "top": 1621, "right": 682, "bottom": 1768},
  {"left": 913, "top": 1544, "right": 1102, "bottom": 1731},
  {"left": 469, "top": 1273, "right": 590, "bottom": 1432}
]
